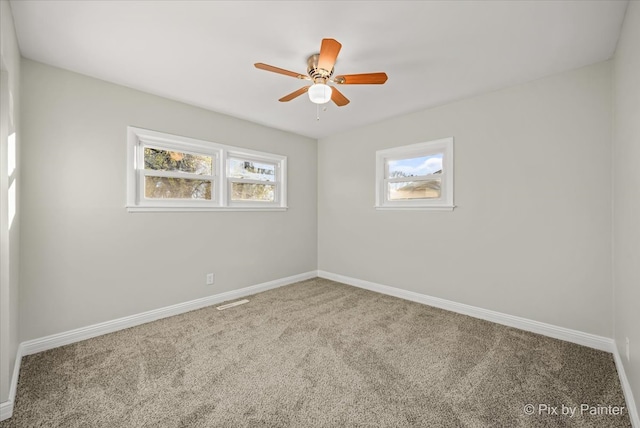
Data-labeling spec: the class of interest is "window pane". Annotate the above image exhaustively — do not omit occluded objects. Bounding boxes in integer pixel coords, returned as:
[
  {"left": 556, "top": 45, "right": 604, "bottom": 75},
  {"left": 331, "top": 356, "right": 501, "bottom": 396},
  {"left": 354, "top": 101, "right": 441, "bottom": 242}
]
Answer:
[
  {"left": 229, "top": 159, "right": 276, "bottom": 181},
  {"left": 231, "top": 182, "right": 275, "bottom": 202},
  {"left": 144, "top": 147, "right": 212, "bottom": 175},
  {"left": 145, "top": 176, "right": 212, "bottom": 200},
  {"left": 388, "top": 153, "right": 443, "bottom": 178},
  {"left": 388, "top": 179, "right": 441, "bottom": 200}
]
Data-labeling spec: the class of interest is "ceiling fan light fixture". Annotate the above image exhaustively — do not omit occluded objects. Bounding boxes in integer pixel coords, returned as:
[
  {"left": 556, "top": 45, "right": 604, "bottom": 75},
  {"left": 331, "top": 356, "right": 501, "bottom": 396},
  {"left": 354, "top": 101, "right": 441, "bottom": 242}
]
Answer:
[
  {"left": 255, "top": 38, "right": 387, "bottom": 107},
  {"left": 308, "top": 83, "right": 332, "bottom": 104}
]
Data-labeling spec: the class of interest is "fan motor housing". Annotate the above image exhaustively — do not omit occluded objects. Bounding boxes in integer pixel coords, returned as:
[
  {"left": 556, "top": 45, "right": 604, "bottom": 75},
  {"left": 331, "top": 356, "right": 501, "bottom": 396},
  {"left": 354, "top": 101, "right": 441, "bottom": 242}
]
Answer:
[{"left": 307, "top": 54, "right": 334, "bottom": 82}]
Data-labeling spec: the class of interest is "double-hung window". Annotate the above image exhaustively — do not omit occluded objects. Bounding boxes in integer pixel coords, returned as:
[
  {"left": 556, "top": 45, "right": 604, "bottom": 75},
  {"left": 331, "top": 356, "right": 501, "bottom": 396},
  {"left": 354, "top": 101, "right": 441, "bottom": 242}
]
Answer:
[
  {"left": 127, "top": 127, "right": 287, "bottom": 211},
  {"left": 142, "top": 145, "right": 217, "bottom": 206},
  {"left": 227, "top": 154, "right": 280, "bottom": 206},
  {"left": 375, "top": 137, "right": 454, "bottom": 210}
]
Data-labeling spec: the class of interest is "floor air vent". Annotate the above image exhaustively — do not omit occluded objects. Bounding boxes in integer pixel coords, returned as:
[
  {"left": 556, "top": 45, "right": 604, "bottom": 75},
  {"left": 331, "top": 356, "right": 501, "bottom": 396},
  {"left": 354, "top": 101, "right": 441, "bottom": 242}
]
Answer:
[{"left": 216, "top": 299, "right": 249, "bottom": 311}]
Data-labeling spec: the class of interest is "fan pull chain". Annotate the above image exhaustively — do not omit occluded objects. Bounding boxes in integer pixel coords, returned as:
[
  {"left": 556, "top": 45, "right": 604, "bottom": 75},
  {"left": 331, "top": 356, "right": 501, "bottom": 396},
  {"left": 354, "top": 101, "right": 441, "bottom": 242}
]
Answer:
[{"left": 316, "top": 104, "right": 329, "bottom": 121}]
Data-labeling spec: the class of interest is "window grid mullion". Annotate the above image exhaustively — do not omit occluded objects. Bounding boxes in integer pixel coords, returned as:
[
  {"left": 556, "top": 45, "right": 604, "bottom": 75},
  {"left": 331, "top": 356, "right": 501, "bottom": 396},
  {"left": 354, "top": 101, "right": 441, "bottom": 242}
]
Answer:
[
  {"left": 386, "top": 175, "right": 443, "bottom": 184},
  {"left": 228, "top": 178, "right": 278, "bottom": 185},
  {"left": 142, "top": 170, "right": 215, "bottom": 181}
]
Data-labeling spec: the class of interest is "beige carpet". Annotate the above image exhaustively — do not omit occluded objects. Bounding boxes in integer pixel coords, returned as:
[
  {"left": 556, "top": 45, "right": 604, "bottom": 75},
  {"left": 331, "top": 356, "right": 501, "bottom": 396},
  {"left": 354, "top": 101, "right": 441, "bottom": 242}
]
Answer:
[{"left": 1, "top": 278, "right": 631, "bottom": 427}]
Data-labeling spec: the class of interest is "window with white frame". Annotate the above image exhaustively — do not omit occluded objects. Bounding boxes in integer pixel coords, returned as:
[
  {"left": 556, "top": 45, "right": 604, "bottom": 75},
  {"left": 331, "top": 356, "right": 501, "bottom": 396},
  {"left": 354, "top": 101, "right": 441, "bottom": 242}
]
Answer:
[
  {"left": 227, "top": 155, "right": 278, "bottom": 205},
  {"left": 127, "top": 127, "right": 287, "bottom": 211},
  {"left": 375, "top": 137, "right": 454, "bottom": 210}
]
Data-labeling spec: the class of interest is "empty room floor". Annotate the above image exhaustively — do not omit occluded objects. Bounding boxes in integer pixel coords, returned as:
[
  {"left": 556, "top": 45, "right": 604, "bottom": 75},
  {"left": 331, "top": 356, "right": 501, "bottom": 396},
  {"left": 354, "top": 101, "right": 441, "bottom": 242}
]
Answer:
[{"left": 0, "top": 278, "right": 631, "bottom": 427}]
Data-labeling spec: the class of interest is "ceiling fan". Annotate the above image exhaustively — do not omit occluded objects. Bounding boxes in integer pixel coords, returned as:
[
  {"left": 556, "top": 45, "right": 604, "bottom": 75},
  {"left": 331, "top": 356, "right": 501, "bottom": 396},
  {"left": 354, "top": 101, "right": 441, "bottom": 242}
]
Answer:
[{"left": 254, "top": 38, "right": 388, "bottom": 107}]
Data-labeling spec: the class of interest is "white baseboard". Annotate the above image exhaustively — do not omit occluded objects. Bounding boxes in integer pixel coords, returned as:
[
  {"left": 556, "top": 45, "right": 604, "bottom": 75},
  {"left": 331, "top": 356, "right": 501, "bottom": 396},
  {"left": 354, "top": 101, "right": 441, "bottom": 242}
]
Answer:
[
  {"left": 318, "top": 271, "right": 640, "bottom": 424},
  {"left": 21, "top": 270, "right": 317, "bottom": 357},
  {"left": 612, "top": 345, "right": 639, "bottom": 427},
  {"left": 317, "top": 270, "right": 614, "bottom": 352},
  {"left": 0, "top": 343, "right": 23, "bottom": 421},
  {"left": 1, "top": 270, "right": 316, "bottom": 421},
  {"left": 0, "top": 399, "right": 11, "bottom": 421},
  {"left": 4, "top": 270, "right": 636, "bottom": 424},
  {"left": 318, "top": 270, "right": 640, "bottom": 422}
]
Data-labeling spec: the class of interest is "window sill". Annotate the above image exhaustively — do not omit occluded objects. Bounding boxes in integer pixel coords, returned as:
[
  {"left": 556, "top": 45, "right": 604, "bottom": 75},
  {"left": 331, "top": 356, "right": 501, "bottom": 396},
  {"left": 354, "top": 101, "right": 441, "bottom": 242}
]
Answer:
[
  {"left": 127, "top": 206, "right": 288, "bottom": 213},
  {"left": 375, "top": 205, "right": 455, "bottom": 211}
]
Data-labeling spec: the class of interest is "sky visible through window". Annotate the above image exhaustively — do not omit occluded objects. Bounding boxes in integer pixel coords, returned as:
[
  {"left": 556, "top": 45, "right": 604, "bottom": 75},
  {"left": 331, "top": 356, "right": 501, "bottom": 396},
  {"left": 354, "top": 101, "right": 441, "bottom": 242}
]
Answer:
[{"left": 388, "top": 153, "right": 443, "bottom": 178}]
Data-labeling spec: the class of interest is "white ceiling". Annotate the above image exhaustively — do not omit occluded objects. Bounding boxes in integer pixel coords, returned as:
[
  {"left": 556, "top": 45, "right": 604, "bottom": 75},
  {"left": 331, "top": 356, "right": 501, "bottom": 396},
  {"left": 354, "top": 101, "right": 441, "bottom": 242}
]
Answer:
[{"left": 9, "top": 0, "right": 628, "bottom": 139}]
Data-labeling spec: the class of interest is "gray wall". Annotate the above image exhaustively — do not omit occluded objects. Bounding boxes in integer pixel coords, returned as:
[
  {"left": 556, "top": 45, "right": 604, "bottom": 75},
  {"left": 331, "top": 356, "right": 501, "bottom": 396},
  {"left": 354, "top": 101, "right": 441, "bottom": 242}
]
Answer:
[
  {"left": 19, "top": 59, "right": 317, "bottom": 341},
  {"left": 318, "top": 61, "right": 613, "bottom": 337},
  {"left": 613, "top": 0, "right": 640, "bottom": 414},
  {"left": 0, "top": 0, "right": 20, "bottom": 403}
]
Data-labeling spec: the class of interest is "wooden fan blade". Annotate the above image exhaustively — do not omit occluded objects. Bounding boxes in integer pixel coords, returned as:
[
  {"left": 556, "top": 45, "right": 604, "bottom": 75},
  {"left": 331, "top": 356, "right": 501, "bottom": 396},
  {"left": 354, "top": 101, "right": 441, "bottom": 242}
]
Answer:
[
  {"left": 334, "top": 72, "right": 388, "bottom": 84},
  {"left": 330, "top": 86, "right": 350, "bottom": 107},
  {"left": 279, "top": 86, "right": 310, "bottom": 102},
  {"left": 254, "top": 63, "right": 307, "bottom": 79},
  {"left": 318, "top": 39, "right": 342, "bottom": 72}
]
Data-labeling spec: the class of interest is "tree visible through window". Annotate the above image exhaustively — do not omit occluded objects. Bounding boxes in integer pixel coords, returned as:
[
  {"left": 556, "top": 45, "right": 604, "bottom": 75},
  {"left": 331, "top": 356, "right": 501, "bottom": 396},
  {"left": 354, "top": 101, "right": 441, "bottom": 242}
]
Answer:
[
  {"left": 127, "top": 127, "right": 287, "bottom": 211},
  {"left": 228, "top": 158, "right": 277, "bottom": 202},
  {"left": 144, "top": 147, "right": 214, "bottom": 200}
]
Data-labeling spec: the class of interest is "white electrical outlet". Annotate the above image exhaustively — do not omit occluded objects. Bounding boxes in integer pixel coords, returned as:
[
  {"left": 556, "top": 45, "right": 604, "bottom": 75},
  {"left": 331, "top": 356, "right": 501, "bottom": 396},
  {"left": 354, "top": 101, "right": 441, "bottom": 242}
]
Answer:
[
  {"left": 626, "top": 337, "right": 630, "bottom": 362},
  {"left": 206, "top": 273, "right": 215, "bottom": 285}
]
